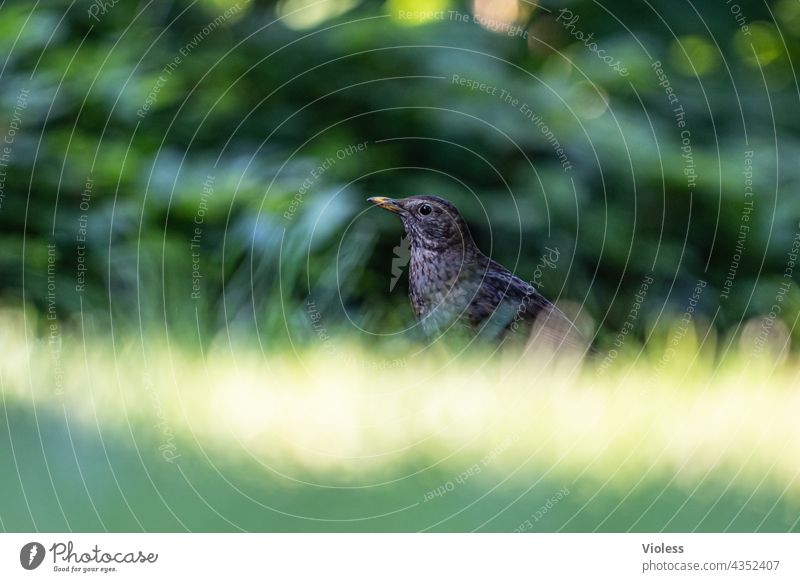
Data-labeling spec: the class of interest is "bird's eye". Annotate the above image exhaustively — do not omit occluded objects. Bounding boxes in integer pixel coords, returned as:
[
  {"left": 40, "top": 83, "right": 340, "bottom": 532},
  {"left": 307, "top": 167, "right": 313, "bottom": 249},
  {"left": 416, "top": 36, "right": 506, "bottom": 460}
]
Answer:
[{"left": 419, "top": 203, "right": 432, "bottom": 216}]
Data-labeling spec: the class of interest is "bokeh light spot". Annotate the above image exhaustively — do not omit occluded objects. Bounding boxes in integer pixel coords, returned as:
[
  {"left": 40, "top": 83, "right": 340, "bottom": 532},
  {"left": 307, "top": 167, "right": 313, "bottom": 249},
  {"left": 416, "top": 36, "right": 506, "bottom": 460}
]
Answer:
[
  {"left": 473, "top": 0, "right": 519, "bottom": 33},
  {"left": 735, "top": 21, "right": 783, "bottom": 66},
  {"left": 669, "top": 35, "right": 719, "bottom": 76},
  {"left": 776, "top": 0, "right": 800, "bottom": 35},
  {"left": 386, "top": 0, "right": 453, "bottom": 25},
  {"left": 277, "top": 0, "right": 361, "bottom": 31},
  {"left": 571, "top": 81, "right": 609, "bottom": 120}
]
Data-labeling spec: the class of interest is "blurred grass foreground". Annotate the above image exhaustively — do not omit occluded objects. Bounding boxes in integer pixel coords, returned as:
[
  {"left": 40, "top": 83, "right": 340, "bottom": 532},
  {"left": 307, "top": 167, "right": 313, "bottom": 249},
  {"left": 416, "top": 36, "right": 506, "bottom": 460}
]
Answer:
[{"left": 1, "top": 309, "right": 799, "bottom": 532}]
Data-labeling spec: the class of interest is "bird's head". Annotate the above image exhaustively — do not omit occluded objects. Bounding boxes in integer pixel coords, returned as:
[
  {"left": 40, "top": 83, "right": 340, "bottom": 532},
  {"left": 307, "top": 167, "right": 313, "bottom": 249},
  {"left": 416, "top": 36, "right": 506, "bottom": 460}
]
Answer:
[{"left": 367, "top": 195, "right": 476, "bottom": 253}]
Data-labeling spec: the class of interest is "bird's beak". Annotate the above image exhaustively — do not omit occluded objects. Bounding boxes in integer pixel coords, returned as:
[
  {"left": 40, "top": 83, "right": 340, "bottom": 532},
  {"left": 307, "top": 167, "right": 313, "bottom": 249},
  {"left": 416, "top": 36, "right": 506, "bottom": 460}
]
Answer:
[{"left": 368, "top": 196, "right": 403, "bottom": 214}]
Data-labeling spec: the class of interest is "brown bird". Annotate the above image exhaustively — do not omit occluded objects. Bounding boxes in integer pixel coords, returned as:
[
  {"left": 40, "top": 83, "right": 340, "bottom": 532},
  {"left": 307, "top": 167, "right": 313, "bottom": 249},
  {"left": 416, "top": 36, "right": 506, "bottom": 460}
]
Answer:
[{"left": 368, "top": 195, "right": 589, "bottom": 353}]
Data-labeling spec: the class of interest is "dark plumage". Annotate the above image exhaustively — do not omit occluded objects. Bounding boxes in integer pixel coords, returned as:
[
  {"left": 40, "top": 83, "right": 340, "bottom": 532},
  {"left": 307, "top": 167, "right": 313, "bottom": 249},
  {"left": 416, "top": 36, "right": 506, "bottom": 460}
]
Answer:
[{"left": 368, "top": 195, "right": 589, "bottom": 352}]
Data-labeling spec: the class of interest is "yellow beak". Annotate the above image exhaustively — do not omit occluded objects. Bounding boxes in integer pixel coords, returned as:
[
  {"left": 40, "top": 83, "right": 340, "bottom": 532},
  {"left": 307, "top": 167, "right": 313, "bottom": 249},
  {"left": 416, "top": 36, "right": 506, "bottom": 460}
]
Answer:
[{"left": 367, "top": 196, "right": 403, "bottom": 214}]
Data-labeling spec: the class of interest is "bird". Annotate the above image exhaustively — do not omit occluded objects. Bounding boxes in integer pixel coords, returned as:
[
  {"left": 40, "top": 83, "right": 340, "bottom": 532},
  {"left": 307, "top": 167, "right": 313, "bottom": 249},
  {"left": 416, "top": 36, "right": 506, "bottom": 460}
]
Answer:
[{"left": 367, "top": 195, "right": 589, "bottom": 353}]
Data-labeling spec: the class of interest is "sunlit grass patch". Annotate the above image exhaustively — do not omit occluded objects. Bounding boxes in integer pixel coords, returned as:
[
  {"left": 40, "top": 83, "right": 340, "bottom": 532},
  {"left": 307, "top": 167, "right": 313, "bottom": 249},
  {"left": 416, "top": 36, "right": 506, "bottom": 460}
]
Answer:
[{"left": 1, "top": 309, "right": 799, "bottom": 531}]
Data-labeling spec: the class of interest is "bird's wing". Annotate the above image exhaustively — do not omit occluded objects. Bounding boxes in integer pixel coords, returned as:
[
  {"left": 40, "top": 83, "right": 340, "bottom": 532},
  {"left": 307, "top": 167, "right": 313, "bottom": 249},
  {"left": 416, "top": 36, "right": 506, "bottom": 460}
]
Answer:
[
  {"left": 471, "top": 262, "right": 590, "bottom": 353},
  {"left": 462, "top": 263, "right": 541, "bottom": 337}
]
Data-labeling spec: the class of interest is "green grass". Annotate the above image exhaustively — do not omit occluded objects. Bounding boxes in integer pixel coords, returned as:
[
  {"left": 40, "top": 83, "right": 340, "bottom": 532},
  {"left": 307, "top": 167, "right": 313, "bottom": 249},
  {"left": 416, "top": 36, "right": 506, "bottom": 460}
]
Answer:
[{"left": 1, "top": 308, "right": 799, "bottom": 532}]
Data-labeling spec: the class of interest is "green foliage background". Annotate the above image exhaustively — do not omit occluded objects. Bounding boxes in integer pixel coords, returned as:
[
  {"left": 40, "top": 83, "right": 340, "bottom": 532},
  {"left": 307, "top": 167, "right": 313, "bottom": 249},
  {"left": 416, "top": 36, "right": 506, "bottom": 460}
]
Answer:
[{"left": 1, "top": 0, "right": 799, "bottom": 349}]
